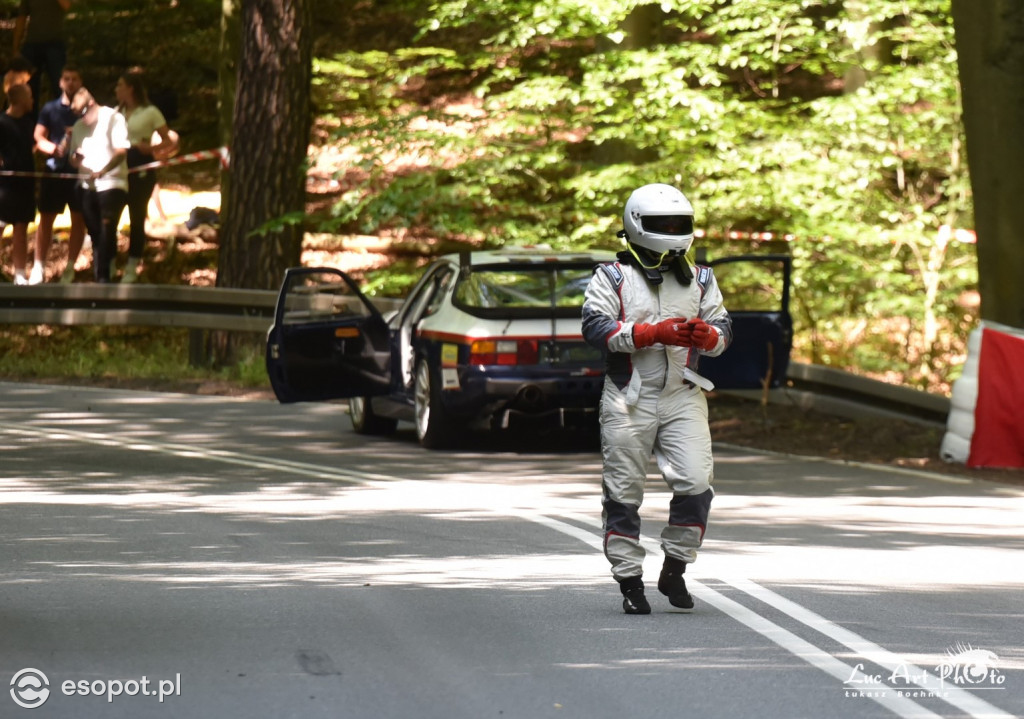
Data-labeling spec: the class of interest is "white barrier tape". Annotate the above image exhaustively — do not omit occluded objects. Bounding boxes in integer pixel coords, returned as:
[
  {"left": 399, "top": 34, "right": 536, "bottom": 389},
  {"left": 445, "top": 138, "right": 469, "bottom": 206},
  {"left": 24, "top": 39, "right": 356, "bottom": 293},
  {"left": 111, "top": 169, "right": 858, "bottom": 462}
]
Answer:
[
  {"left": 695, "top": 224, "right": 977, "bottom": 244},
  {"left": 0, "top": 146, "right": 230, "bottom": 179},
  {"left": 130, "top": 147, "right": 230, "bottom": 173}
]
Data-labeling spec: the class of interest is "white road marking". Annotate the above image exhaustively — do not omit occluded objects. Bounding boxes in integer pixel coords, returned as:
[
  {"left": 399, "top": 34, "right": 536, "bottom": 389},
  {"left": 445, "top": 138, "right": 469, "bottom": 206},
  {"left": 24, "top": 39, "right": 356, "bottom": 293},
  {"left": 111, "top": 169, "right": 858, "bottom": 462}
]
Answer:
[
  {"left": 527, "top": 512, "right": 944, "bottom": 719},
  {"left": 3, "top": 422, "right": 1016, "bottom": 719},
  {"left": 726, "top": 577, "right": 1016, "bottom": 719},
  {"left": 0, "top": 424, "right": 393, "bottom": 483},
  {"left": 544, "top": 511, "right": 1013, "bottom": 719}
]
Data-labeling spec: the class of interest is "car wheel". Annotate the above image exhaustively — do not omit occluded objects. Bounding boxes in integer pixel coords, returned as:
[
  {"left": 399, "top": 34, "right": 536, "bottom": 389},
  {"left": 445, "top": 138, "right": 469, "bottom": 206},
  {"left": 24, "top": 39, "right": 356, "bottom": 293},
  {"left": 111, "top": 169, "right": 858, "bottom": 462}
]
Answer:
[
  {"left": 349, "top": 396, "right": 398, "bottom": 436},
  {"left": 414, "top": 360, "right": 457, "bottom": 449}
]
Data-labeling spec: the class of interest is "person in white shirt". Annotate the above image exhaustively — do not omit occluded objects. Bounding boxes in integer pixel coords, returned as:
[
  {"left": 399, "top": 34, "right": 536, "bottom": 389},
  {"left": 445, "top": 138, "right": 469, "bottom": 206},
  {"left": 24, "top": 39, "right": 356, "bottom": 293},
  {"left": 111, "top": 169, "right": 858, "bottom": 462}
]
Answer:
[
  {"left": 115, "top": 68, "right": 177, "bottom": 283},
  {"left": 67, "top": 87, "right": 129, "bottom": 283}
]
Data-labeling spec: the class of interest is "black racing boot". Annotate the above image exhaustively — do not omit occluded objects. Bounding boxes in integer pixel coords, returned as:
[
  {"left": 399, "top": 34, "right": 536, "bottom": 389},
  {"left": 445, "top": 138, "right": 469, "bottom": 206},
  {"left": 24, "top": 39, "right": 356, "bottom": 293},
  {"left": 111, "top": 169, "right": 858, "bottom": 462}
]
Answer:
[
  {"left": 618, "top": 576, "right": 651, "bottom": 615},
  {"left": 658, "top": 556, "right": 694, "bottom": 612}
]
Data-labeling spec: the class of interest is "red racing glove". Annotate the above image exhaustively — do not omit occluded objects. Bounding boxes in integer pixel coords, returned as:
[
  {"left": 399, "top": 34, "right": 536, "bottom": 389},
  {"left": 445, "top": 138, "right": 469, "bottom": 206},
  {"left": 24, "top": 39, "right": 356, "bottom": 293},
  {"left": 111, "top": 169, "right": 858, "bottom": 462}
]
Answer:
[
  {"left": 633, "top": 318, "right": 692, "bottom": 348},
  {"left": 688, "top": 318, "right": 719, "bottom": 351}
]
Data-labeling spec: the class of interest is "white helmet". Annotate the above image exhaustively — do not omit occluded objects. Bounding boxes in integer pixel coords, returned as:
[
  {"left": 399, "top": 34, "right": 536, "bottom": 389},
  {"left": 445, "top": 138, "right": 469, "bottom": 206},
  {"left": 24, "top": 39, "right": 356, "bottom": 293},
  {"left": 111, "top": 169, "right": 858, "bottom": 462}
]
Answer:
[{"left": 622, "top": 183, "right": 695, "bottom": 255}]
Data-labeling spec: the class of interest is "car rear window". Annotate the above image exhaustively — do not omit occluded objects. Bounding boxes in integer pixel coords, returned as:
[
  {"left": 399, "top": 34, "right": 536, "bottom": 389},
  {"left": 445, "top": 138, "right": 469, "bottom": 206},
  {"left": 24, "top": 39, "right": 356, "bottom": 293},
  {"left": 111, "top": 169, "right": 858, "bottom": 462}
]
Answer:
[{"left": 453, "top": 263, "right": 595, "bottom": 318}]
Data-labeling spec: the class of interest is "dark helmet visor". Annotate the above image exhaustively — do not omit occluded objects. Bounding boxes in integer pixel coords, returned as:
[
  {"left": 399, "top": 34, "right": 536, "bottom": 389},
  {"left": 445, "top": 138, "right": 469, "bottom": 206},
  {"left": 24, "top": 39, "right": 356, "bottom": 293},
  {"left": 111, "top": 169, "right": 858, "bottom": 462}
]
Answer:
[{"left": 641, "top": 214, "right": 693, "bottom": 236}]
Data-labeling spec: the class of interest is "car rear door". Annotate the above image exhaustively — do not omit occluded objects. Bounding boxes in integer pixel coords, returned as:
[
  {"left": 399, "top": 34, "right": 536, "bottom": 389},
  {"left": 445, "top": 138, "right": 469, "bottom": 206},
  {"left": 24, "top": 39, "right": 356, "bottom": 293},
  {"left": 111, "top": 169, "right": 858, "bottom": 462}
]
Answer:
[
  {"left": 265, "top": 267, "right": 392, "bottom": 403},
  {"left": 698, "top": 254, "right": 793, "bottom": 390}
]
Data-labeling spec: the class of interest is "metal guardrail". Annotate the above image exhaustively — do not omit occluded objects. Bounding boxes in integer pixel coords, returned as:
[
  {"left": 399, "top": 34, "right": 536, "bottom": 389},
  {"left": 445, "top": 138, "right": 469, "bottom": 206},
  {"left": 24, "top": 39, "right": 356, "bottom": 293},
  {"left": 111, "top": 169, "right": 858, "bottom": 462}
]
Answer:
[
  {"left": 0, "top": 284, "right": 279, "bottom": 366},
  {"left": 723, "top": 362, "right": 951, "bottom": 427},
  {"left": 0, "top": 284, "right": 277, "bottom": 333},
  {"left": 0, "top": 284, "right": 951, "bottom": 423},
  {"left": 786, "top": 361, "right": 950, "bottom": 423}
]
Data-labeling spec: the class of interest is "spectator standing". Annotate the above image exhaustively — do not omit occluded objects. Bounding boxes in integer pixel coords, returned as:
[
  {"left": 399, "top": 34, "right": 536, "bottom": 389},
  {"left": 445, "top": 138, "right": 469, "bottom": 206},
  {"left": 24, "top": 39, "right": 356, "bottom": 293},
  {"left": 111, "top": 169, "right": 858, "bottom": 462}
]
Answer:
[
  {"left": 3, "top": 56, "right": 34, "bottom": 97},
  {"left": 0, "top": 83, "right": 38, "bottom": 284},
  {"left": 31, "top": 62, "right": 85, "bottom": 284},
  {"left": 13, "top": 0, "right": 71, "bottom": 113},
  {"left": 67, "top": 88, "right": 129, "bottom": 284},
  {"left": 115, "top": 68, "right": 177, "bottom": 283}
]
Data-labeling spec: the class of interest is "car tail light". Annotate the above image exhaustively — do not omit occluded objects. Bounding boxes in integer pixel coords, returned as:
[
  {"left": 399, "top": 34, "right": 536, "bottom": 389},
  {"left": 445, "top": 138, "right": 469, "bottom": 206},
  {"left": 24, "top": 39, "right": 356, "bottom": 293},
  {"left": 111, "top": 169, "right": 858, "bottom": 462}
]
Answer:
[
  {"left": 469, "top": 339, "right": 539, "bottom": 366},
  {"left": 518, "top": 340, "right": 539, "bottom": 365}
]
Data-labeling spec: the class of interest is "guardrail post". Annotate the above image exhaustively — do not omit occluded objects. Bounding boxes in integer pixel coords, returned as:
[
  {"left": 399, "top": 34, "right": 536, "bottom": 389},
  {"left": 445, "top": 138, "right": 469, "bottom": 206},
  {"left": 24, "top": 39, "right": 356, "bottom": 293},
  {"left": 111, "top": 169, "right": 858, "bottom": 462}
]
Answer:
[{"left": 188, "top": 329, "right": 206, "bottom": 368}]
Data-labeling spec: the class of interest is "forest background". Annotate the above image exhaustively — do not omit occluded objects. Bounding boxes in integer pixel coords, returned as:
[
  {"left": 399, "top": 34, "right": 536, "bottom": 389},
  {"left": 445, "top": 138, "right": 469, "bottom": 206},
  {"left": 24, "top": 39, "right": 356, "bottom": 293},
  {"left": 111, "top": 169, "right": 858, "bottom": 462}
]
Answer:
[{"left": 0, "top": 0, "right": 986, "bottom": 396}]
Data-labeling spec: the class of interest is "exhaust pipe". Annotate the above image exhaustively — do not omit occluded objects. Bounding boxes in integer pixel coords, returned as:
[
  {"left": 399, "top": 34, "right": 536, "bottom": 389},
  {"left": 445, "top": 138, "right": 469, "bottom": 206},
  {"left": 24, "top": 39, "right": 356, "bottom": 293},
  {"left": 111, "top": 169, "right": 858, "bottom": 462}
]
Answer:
[{"left": 513, "top": 384, "right": 545, "bottom": 411}]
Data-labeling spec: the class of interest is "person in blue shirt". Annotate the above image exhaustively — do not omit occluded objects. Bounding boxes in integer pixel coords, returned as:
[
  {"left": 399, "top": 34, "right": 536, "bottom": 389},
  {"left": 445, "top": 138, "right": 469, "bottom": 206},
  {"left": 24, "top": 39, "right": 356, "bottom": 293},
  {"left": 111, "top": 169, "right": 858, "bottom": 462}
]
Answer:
[{"left": 31, "top": 63, "right": 85, "bottom": 283}]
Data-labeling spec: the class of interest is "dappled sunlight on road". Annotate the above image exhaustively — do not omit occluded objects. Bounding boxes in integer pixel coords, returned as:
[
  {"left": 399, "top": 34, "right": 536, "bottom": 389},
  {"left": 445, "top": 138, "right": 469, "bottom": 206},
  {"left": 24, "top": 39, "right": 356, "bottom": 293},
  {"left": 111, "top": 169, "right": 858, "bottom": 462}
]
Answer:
[
  {"left": 29, "top": 552, "right": 606, "bottom": 590},
  {"left": 5, "top": 385, "right": 1024, "bottom": 719},
  {"left": 4, "top": 463, "right": 1024, "bottom": 593},
  {"left": 4, "top": 380, "right": 1024, "bottom": 599},
  {"left": 698, "top": 486, "right": 1024, "bottom": 587},
  {"left": 703, "top": 540, "right": 1024, "bottom": 588},
  {"left": 715, "top": 493, "right": 1024, "bottom": 540}
]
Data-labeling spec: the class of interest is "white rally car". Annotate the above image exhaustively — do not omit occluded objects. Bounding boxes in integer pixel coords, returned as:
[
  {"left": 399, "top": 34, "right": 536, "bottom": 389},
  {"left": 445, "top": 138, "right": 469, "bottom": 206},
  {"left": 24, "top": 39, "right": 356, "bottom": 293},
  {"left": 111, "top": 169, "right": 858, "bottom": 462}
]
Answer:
[{"left": 265, "top": 248, "right": 792, "bottom": 449}]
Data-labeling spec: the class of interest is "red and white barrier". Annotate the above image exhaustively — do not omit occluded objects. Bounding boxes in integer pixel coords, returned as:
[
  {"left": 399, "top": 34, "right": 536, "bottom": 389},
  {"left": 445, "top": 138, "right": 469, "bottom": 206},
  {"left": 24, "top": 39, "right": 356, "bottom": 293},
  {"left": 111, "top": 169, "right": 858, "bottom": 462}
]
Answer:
[{"left": 941, "top": 321, "right": 1024, "bottom": 468}]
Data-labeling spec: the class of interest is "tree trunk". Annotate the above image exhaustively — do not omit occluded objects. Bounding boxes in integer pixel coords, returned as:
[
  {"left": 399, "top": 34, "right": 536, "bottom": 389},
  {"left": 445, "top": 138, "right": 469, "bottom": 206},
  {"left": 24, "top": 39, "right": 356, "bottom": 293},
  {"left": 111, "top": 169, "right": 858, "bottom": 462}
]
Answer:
[
  {"left": 212, "top": 0, "right": 312, "bottom": 364},
  {"left": 218, "top": 0, "right": 241, "bottom": 219},
  {"left": 951, "top": 0, "right": 1024, "bottom": 328},
  {"left": 217, "top": 0, "right": 312, "bottom": 292}
]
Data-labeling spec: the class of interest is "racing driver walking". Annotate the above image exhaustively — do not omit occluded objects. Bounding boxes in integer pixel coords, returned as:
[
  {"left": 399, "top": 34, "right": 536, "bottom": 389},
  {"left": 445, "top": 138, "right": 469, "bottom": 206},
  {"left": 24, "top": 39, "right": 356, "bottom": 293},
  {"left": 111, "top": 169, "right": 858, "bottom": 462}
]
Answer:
[{"left": 582, "top": 183, "right": 733, "bottom": 614}]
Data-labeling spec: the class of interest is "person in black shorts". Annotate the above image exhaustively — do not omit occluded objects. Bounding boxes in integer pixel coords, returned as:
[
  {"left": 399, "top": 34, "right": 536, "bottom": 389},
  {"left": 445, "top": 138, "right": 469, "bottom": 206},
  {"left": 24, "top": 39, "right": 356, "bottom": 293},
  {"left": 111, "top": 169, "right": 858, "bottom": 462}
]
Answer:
[
  {"left": 0, "top": 83, "right": 37, "bottom": 283},
  {"left": 32, "top": 62, "right": 85, "bottom": 283}
]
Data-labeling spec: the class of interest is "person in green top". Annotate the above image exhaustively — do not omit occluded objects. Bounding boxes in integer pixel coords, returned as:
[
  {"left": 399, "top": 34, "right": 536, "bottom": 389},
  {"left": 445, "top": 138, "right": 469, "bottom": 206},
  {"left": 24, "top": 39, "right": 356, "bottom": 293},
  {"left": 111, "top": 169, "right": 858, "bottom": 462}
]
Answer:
[{"left": 114, "top": 68, "right": 178, "bottom": 283}]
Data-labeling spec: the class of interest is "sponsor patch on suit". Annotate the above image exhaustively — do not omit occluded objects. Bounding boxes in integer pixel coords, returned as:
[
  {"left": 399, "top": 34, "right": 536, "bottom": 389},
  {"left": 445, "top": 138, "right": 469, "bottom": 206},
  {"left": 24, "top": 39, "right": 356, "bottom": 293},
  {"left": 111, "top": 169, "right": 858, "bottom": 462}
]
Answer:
[{"left": 599, "top": 262, "right": 625, "bottom": 286}]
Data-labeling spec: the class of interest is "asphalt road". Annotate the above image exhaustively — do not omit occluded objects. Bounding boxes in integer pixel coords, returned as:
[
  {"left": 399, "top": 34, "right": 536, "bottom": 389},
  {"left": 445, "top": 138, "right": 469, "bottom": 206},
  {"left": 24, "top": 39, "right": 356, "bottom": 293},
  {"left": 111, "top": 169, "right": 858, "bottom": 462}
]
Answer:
[{"left": 1, "top": 382, "right": 1021, "bottom": 719}]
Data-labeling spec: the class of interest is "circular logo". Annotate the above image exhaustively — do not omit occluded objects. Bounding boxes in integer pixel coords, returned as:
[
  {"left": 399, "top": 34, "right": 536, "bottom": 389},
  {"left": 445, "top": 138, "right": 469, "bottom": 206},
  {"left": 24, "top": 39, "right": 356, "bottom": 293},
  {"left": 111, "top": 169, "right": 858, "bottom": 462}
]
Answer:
[{"left": 10, "top": 669, "right": 50, "bottom": 709}]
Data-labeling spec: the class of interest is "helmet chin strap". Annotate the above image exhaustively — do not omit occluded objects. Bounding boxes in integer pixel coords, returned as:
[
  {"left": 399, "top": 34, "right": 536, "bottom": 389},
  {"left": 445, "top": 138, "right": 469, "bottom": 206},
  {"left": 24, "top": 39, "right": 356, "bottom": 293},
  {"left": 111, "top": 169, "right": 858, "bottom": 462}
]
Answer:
[
  {"left": 618, "top": 241, "right": 693, "bottom": 287},
  {"left": 628, "top": 244, "right": 669, "bottom": 270},
  {"left": 617, "top": 231, "right": 694, "bottom": 286}
]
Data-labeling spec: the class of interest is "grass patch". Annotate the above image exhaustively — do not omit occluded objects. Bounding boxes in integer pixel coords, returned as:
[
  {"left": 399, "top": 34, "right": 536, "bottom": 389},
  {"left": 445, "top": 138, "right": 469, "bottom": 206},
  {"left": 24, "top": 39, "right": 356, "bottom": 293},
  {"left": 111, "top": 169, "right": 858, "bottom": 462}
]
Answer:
[{"left": 0, "top": 325, "right": 270, "bottom": 389}]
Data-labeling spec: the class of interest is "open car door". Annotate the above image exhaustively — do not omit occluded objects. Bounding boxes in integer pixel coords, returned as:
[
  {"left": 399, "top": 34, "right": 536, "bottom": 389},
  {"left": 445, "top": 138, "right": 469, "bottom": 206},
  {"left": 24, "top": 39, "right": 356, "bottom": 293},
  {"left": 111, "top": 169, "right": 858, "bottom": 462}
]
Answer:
[
  {"left": 699, "top": 254, "right": 793, "bottom": 390},
  {"left": 266, "top": 267, "right": 392, "bottom": 403}
]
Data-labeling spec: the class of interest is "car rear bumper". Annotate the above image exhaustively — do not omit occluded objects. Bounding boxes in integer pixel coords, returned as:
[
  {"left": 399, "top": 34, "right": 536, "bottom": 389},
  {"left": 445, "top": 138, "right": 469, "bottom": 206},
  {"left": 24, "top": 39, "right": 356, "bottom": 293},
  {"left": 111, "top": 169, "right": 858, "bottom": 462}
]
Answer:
[
  {"left": 483, "top": 376, "right": 602, "bottom": 397},
  {"left": 443, "top": 368, "right": 604, "bottom": 418}
]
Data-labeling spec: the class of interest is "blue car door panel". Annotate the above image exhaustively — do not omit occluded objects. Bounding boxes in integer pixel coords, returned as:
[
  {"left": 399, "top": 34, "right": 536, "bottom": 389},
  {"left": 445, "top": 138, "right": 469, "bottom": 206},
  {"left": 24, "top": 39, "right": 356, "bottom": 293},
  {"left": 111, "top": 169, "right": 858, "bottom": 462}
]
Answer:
[
  {"left": 698, "top": 254, "right": 793, "bottom": 390},
  {"left": 266, "top": 267, "right": 391, "bottom": 403}
]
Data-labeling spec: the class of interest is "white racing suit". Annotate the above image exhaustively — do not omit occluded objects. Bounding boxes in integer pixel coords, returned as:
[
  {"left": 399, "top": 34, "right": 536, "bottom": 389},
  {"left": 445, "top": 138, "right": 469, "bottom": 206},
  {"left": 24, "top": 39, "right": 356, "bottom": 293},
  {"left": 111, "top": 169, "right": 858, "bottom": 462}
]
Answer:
[{"left": 582, "top": 258, "right": 732, "bottom": 581}]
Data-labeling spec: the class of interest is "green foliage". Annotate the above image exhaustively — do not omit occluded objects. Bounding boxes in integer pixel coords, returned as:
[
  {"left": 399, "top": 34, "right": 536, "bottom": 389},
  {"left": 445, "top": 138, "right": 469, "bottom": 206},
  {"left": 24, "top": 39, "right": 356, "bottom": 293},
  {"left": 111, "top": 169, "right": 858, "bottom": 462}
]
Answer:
[
  {"left": 61, "top": 1, "right": 222, "bottom": 148},
  {"left": 5, "top": 1, "right": 972, "bottom": 389},
  {"left": 0, "top": 326, "right": 269, "bottom": 388},
  {"left": 311, "top": 0, "right": 974, "bottom": 390}
]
